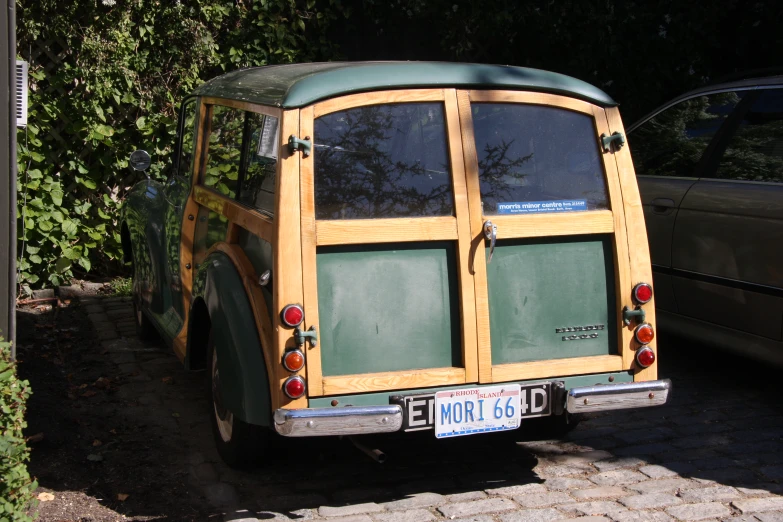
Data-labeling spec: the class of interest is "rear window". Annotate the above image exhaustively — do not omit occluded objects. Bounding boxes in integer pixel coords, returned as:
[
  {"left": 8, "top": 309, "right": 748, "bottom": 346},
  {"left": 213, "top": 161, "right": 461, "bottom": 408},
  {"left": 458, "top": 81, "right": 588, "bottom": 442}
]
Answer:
[
  {"left": 472, "top": 104, "right": 608, "bottom": 215},
  {"left": 313, "top": 103, "right": 454, "bottom": 220}
]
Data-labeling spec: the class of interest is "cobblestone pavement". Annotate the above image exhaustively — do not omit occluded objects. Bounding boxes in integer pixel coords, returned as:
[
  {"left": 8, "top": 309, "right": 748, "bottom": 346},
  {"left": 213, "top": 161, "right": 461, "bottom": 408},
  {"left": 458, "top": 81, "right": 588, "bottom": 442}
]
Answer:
[{"left": 78, "top": 295, "right": 783, "bottom": 521}]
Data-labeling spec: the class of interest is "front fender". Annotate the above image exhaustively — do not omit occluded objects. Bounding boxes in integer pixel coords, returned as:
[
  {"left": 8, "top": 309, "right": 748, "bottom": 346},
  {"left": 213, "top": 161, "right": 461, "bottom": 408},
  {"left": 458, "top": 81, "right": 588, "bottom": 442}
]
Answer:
[{"left": 192, "top": 252, "right": 271, "bottom": 426}]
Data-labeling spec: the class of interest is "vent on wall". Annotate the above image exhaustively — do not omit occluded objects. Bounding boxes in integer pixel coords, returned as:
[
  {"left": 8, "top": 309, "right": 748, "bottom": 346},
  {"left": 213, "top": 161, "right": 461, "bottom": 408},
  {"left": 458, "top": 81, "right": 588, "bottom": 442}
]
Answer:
[{"left": 16, "top": 60, "right": 28, "bottom": 128}]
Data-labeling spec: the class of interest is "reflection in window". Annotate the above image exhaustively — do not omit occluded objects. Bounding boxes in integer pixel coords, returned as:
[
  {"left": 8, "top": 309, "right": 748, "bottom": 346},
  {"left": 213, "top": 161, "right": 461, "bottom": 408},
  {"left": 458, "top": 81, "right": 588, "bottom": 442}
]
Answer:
[
  {"left": 192, "top": 206, "right": 229, "bottom": 268},
  {"left": 314, "top": 103, "right": 453, "bottom": 219},
  {"left": 178, "top": 100, "right": 197, "bottom": 177},
  {"left": 715, "top": 89, "right": 783, "bottom": 183},
  {"left": 472, "top": 104, "right": 607, "bottom": 214},
  {"left": 630, "top": 92, "right": 742, "bottom": 178},
  {"left": 238, "top": 113, "right": 279, "bottom": 216},
  {"left": 203, "top": 105, "right": 243, "bottom": 198}
]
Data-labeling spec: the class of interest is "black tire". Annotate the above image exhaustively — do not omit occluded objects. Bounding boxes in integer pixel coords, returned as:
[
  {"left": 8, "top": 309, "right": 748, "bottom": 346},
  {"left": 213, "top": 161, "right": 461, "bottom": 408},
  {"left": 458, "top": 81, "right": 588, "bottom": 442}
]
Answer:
[
  {"left": 133, "top": 294, "right": 159, "bottom": 342},
  {"left": 207, "top": 333, "right": 269, "bottom": 468}
]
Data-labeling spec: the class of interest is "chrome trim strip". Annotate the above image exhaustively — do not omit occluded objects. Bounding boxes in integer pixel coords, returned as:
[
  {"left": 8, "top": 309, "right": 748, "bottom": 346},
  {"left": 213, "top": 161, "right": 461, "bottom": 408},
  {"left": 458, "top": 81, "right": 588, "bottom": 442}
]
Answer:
[
  {"left": 567, "top": 379, "right": 671, "bottom": 413},
  {"left": 273, "top": 405, "right": 403, "bottom": 437}
]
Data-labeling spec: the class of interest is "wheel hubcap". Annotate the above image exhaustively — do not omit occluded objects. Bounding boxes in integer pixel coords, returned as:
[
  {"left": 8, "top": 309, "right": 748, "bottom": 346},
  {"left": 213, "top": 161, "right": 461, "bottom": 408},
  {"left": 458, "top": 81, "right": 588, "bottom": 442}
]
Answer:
[{"left": 211, "top": 349, "right": 233, "bottom": 442}]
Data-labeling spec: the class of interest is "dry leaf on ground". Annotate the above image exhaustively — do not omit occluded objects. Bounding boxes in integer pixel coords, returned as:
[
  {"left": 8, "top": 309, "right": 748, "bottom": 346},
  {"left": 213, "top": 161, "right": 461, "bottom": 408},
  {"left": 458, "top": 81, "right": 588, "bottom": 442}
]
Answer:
[
  {"left": 117, "top": 493, "right": 129, "bottom": 501},
  {"left": 37, "top": 492, "right": 55, "bottom": 501}
]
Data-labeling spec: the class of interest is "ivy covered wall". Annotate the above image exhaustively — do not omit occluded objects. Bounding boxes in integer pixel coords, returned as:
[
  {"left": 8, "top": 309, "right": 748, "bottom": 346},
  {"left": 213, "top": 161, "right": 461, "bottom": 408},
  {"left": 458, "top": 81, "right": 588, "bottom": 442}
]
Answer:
[{"left": 16, "top": 0, "right": 347, "bottom": 292}]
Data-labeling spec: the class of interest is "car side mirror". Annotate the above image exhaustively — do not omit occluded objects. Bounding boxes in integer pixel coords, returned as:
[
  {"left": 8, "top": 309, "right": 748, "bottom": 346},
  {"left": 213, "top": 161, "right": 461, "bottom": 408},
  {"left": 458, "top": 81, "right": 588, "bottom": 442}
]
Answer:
[{"left": 130, "top": 150, "right": 152, "bottom": 180}]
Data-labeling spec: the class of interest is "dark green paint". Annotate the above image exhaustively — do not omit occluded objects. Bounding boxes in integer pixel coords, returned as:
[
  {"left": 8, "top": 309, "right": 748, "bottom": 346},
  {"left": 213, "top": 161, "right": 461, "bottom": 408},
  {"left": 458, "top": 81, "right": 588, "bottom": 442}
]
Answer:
[
  {"left": 486, "top": 235, "right": 617, "bottom": 364},
  {"left": 193, "top": 62, "right": 617, "bottom": 109},
  {"left": 308, "top": 371, "right": 633, "bottom": 408},
  {"left": 287, "top": 135, "right": 312, "bottom": 156},
  {"left": 316, "top": 242, "right": 461, "bottom": 376},
  {"left": 601, "top": 131, "right": 626, "bottom": 152},
  {"left": 237, "top": 228, "right": 274, "bottom": 324},
  {"left": 623, "top": 306, "right": 646, "bottom": 326},
  {"left": 192, "top": 252, "right": 271, "bottom": 426}
]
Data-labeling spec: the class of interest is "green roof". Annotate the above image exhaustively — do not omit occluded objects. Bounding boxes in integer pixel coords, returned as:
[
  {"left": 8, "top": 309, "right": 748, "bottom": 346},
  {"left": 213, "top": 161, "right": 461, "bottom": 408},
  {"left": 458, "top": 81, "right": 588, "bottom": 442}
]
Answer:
[{"left": 193, "top": 62, "right": 617, "bottom": 108}]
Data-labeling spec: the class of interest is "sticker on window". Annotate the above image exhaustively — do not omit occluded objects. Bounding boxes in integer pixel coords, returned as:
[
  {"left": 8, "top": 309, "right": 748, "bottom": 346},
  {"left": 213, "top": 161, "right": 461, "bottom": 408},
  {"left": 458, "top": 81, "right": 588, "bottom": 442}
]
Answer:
[{"left": 496, "top": 200, "right": 587, "bottom": 214}]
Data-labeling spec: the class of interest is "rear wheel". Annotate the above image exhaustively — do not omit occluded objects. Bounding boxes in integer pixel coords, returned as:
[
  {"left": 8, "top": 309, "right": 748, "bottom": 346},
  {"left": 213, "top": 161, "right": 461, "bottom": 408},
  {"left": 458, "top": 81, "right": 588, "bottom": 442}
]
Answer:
[{"left": 208, "top": 334, "right": 269, "bottom": 468}]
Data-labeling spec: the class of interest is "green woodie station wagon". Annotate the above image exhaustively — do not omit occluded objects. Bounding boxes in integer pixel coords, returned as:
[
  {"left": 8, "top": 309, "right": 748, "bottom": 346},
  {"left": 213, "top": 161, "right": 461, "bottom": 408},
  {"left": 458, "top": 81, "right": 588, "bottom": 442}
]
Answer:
[{"left": 121, "top": 62, "right": 670, "bottom": 466}]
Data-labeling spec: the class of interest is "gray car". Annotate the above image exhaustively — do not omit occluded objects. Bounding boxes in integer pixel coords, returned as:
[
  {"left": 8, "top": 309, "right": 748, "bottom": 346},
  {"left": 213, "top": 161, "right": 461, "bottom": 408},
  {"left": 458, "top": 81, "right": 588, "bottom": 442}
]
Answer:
[{"left": 628, "top": 75, "right": 783, "bottom": 365}]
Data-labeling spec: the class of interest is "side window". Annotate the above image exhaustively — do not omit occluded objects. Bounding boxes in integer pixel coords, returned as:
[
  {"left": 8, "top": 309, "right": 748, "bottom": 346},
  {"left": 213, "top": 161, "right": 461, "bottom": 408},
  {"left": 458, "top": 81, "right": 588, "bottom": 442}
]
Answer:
[
  {"left": 238, "top": 112, "right": 279, "bottom": 216},
  {"left": 177, "top": 99, "right": 197, "bottom": 179},
  {"left": 313, "top": 103, "right": 453, "bottom": 219},
  {"left": 203, "top": 105, "right": 244, "bottom": 198},
  {"left": 713, "top": 89, "right": 783, "bottom": 183},
  {"left": 472, "top": 103, "right": 607, "bottom": 214},
  {"left": 629, "top": 92, "right": 743, "bottom": 178}
]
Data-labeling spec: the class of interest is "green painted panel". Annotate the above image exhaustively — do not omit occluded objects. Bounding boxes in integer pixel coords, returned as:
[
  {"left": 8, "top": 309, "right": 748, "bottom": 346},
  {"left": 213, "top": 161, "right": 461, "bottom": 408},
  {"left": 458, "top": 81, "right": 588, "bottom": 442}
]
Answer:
[
  {"left": 238, "top": 229, "right": 274, "bottom": 323},
  {"left": 308, "top": 371, "right": 633, "bottom": 408},
  {"left": 486, "top": 235, "right": 616, "bottom": 364},
  {"left": 317, "top": 242, "right": 461, "bottom": 376}
]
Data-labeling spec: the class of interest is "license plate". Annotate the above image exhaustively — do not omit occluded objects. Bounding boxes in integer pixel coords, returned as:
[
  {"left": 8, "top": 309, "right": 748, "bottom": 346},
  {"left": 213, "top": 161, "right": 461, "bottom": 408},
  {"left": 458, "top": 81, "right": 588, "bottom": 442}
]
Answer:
[
  {"left": 435, "top": 384, "right": 522, "bottom": 438},
  {"left": 392, "top": 382, "right": 552, "bottom": 434}
]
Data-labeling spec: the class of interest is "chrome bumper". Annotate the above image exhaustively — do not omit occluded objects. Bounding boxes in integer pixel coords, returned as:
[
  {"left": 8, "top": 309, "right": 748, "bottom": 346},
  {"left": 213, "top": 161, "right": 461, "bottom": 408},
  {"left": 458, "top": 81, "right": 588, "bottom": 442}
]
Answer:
[
  {"left": 273, "top": 405, "right": 403, "bottom": 437},
  {"left": 566, "top": 379, "right": 672, "bottom": 413}
]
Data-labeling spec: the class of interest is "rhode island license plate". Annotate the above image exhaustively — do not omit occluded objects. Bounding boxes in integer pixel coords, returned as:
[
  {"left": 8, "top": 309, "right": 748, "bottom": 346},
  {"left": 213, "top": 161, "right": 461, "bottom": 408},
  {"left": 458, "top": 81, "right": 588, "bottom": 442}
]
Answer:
[{"left": 434, "top": 384, "right": 522, "bottom": 439}]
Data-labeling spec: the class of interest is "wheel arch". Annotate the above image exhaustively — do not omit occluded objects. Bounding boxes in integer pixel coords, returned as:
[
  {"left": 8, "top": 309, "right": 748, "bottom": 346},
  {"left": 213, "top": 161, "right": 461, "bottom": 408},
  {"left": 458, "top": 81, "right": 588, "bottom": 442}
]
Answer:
[{"left": 189, "top": 250, "right": 273, "bottom": 427}]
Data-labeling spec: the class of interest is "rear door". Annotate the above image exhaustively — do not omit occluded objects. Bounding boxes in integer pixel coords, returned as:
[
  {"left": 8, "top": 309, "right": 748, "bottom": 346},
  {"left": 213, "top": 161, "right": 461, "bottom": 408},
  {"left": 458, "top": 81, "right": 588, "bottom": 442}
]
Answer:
[
  {"left": 457, "top": 91, "right": 634, "bottom": 383},
  {"left": 299, "top": 90, "right": 478, "bottom": 397},
  {"left": 671, "top": 88, "right": 783, "bottom": 340}
]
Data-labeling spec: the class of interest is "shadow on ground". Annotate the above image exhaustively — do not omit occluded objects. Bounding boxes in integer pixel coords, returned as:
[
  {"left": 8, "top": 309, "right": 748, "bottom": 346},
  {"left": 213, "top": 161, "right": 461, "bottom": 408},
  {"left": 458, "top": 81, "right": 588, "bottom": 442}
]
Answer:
[{"left": 16, "top": 297, "right": 783, "bottom": 521}]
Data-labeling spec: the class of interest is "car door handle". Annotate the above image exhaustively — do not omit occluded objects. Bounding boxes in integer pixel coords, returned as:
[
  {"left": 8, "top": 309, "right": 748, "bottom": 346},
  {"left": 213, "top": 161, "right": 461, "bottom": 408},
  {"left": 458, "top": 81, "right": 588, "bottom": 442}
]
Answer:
[{"left": 651, "top": 198, "right": 675, "bottom": 214}]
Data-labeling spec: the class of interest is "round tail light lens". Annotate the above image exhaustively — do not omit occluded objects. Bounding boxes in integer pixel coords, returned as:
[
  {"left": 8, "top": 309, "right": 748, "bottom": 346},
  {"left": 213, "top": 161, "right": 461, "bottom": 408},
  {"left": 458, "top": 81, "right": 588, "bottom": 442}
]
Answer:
[
  {"left": 634, "top": 323, "right": 655, "bottom": 345},
  {"left": 283, "top": 350, "right": 305, "bottom": 372},
  {"left": 283, "top": 376, "right": 306, "bottom": 399},
  {"left": 636, "top": 346, "right": 656, "bottom": 368},
  {"left": 633, "top": 283, "right": 653, "bottom": 304},
  {"left": 281, "top": 304, "right": 304, "bottom": 327}
]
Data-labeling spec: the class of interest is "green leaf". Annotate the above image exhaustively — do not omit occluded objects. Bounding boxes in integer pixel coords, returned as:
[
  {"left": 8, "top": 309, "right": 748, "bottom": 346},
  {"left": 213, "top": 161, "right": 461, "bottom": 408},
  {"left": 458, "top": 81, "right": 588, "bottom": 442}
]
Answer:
[
  {"left": 25, "top": 245, "right": 40, "bottom": 255},
  {"left": 54, "top": 257, "right": 71, "bottom": 274},
  {"left": 78, "top": 257, "right": 92, "bottom": 272},
  {"left": 95, "top": 124, "right": 115, "bottom": 137},
  {"left": 27, "top": 254, "right": 42, "bottom": 264},
  {"left": 136, "top": 116, "right": 147, "bottom": 129},
  {"left": 50, "top": 189, "right": 64, "bottom": 206},
  {"left": 27, "top": 169, "right": 43, "bottom": 179},
  {"left": 78, "top": 177, "right": 98, "bottom": 190},
  {"left": 37, "top": 220, "right": 52, "bottom": 231},
  {"left": 61, "top": 219, "right": 78, "bottom": 236}
]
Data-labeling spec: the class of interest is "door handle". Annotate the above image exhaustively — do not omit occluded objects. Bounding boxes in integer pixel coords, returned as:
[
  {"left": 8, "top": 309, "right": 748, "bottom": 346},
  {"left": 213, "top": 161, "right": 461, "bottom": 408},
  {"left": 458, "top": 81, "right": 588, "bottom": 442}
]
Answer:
[
  {"left": 651, "top": 198, "right": 675, "bottom": 214},
  {"left": 483, "top": 220, "right": 498, "bottom": 264}
]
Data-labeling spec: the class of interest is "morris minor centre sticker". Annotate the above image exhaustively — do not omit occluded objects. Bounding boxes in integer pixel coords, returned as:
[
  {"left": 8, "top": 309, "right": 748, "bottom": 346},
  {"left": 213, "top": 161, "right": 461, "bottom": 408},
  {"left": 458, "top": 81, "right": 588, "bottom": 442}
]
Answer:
[{"left": 497, "top": 200, "right": 587, "bottom": 214}]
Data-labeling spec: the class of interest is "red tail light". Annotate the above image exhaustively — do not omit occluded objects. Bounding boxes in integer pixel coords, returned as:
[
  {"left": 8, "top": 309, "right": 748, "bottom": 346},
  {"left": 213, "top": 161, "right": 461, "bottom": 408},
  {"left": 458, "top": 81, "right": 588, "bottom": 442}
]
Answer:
[
  {"left": 636, "top": 346, "right": 656, "bottom": 368},
  {"left": 283, "top": 350, "right": 305, "bottom": 372},
  {"left": 634, "top": 323, "right": 655, "bottom": 345},
  {"left": 283, "top": 376, "right": 306, "bottom": 399},
  {"left": 633, "top": 283, "right": 653, "bottom": 304},
  {"left": 281, "top": 304, "right": 304, "bottom": 327}
]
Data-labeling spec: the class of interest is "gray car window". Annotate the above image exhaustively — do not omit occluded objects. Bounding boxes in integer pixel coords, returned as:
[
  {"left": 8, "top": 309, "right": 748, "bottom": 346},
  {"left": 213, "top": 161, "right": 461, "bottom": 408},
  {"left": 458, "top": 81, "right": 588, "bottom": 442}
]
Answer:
[
  {"left": 313, "top": 103, "right": 453, "bottom": 220},
  {"left": 630, "top": 92, "right": 743, "bottom": 178},
  {"left": 472, "top": 103, "right": 607, "bottom": 215},
  {"left": 713, "top": 89, "right": 783, "bottom": 183}
]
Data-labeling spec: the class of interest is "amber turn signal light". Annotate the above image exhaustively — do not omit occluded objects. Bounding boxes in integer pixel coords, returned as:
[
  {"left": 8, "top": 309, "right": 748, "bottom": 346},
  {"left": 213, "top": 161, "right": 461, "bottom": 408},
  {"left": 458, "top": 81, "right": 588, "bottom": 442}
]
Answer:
[
  {"left": 283, "top": 376, "right": 306, "bottom": 399},
  {"left": 283, "top": 350, "right": 305, "bottom": 372},
  {"left": 636, "top": 346, "right": 656, "bottom": 368},
  {"left": 281, "top": 304, "right": 304, "bottom": 327},
  {"left": 632, "top": 282, "right": 653, "bottom": 304},
  {"left": 634, "top": 323, "right": 655, "bottom": 345}
]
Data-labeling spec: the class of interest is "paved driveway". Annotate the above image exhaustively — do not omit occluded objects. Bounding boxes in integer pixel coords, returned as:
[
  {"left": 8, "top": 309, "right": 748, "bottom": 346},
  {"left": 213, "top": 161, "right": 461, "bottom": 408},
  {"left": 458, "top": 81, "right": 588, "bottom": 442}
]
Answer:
[{"left": 25, "top": 296, "right": 783, "bottom": 521}]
